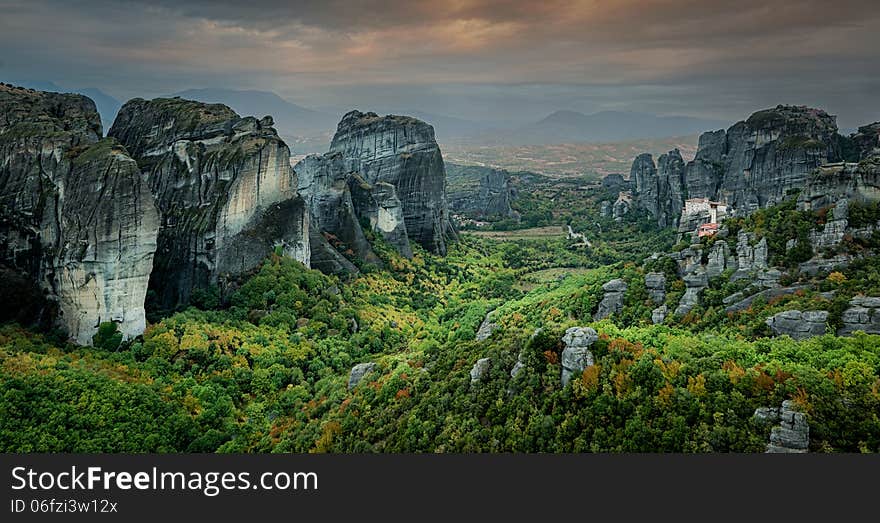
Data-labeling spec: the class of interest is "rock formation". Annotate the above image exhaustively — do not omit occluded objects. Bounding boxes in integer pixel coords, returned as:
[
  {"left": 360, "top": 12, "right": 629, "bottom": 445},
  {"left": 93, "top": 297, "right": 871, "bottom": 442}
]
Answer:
[
  {"left": 612, "top": 191, "right": 633, "bottom": 221},
  {"left": 755, "top": 400, "right": 809, "bottom": 453},
  {"left": 447, "top": 165, "right": 517, "bottom": 218},
  {"left": 766, "top": 310, "right": 829, "bottom": 340},
  {"left": 632, "top": 105, "right": 849, "bottom": 229},
  {"left": 109, "top": 97, "right": 308, "bottom": 311},
  {"left": 675, "top": 271, "right": 707, "bottom": 317},
  {"left": 329, "top": 110, "right": 456, "bottom": 255},
  {"left": 560, "top": 327, "right": 598, "bottom": 387},
  {"left": 644, "top": 272, "right": 666, "bottom": 304},
  {"left": 810, "top": 198, "right": 848, "bottom": 251},
  {"left": 706, "top": 241, "right": 732, "bottom": 279},
  {"left": 348, "top": 362, "right": 378, "bottom": 390},
  {"left": 798, "top": 155, "right": 880, "bottom": 211},
  {"left": 851, "top": 122, "right": 880, "bottom": 160},
  {"left": 295, "top": 152, "right": 381, "bottom": 274},
  {"left": 470, "top": 357, "right": 491, "bottom": 384},
  {"left": 631, "top": 150, "right": 687, "bottom": 227},
  {"left": 601, "top": 173, "right": 632, "bottom": 194},
  {"left": 838, "top": 296, "right": 880, "bottom": 335},
  {"left": 733, "top": 231, "right": 768, "bottom": 280},
  {"left": 651, "top": 305, "right": 668, "bottom": 325},
  {"left": 475, "top": 311, "right": 499, "bottom": 341},
  {"left": 0, "top": 84, "right": 159, "bottom": 345},
  {"left": 595, "top": 279, "right": 627, "bottom": 320},
  {"left": 349, "top": 175, "right": 412, "bottom": 258}
]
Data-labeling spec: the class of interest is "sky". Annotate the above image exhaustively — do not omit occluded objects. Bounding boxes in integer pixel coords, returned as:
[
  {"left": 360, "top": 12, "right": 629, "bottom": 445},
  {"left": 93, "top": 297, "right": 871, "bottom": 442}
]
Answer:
[{"left": 1, "top": 0, "right": 879, "bottom": 128}]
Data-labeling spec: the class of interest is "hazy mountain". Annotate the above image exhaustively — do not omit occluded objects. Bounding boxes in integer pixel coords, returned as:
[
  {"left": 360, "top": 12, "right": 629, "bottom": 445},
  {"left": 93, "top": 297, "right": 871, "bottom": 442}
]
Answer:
[
  {"left": 171, "top": 88, "right": 337, "bottom": 138},
  {"left": 489, "top": 110, "right": 730, "bottom": 145}
]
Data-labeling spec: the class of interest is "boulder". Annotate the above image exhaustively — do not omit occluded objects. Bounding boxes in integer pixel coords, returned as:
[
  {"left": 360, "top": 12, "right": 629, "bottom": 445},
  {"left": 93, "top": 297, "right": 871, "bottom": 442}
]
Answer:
[
  {"left": 595, "top": 278, "right": 627, "bottom": 320},
  {"left": 348, "top": 362, "right": 378, "bottom": 390},
  {"left": 475, "top": 311, "right": 499, "bottom": 341},
  {"left": 651, "top": 305, "right": 668, "bottom": 325},
  {"left": 766, "top": 310, "right": 828, "bottom": 340},
  {"left": 644, "top": 272, "right": 667, "bottom": 304},
  {"left": 766, "top": 401, "right": 810, "bottom": 453},
  {"left": 470, "top": 358, "right": 491, "bottom": 384},
  {"left": 560, "top": 327, "right": 598, "bottom": 387},
  {"left": 837, "top": 296, "right": 880, "bottom": 336}
]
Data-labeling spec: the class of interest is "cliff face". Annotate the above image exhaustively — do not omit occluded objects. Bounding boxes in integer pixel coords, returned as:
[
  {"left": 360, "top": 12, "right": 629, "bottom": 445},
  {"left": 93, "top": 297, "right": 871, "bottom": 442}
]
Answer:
[
  {"left": 631, "top": 150, "right": 686, "bottom": 227},
  {"left": 295, "top": 152, "right": 381, "bottom": 274},
  {"left": 446, "top": 164, "right": 517, "bottom": 219},
  {"left": 0, "top": 84, "right": 158, "bottom": 344},
  {"left": 329, "top": 111, "right": 455, "bottom": 255},
  {"left": 632, "top": 105, "right": 845, "bottom": 228},
  {"left": 109, "top": 97, "right": 308, "bottom": 311}
]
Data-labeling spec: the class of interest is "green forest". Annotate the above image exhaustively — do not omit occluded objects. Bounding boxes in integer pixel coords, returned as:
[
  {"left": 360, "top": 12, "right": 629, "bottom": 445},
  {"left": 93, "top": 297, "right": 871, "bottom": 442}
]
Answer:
[{"left": 2, "top": 191, "right": 880, "bottom": 453}]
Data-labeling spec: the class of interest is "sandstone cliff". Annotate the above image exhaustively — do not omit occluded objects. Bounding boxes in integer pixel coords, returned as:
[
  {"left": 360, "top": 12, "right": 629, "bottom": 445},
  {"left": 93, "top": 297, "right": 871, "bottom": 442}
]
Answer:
[
  {"left": 631, "top": 105, "right": 847, "bottom": 227},
  {"left": 329, "top": 110, "right": 456, "bottom": 255},
  {"left": 109, "top": 97, "right": 308, "bottom": 311},
  {"left": 0, "top": 84, "right": 158, "bottom": 344}
]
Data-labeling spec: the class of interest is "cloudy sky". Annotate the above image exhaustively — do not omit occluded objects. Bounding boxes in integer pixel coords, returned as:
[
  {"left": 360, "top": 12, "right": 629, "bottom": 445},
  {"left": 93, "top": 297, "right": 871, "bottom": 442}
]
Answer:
[{"left": 2, "top": 0, "right": 879, "bottom": 128}]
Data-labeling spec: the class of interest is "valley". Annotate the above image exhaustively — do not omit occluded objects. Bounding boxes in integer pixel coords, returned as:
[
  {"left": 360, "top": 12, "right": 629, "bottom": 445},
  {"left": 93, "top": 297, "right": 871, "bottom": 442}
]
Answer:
[{"left": 1, "top": 84, "right": 879, "bottom": 454}]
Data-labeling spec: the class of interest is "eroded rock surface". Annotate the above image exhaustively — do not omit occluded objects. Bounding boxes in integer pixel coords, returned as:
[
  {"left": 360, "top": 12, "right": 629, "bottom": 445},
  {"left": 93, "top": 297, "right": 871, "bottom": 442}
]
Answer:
[
  {"left": 561, "top": 327, "right": 598, "bottom": 387},
  {"left": 766, "top": 310, "right": 828, "bottom": 340},
  {"left": 0, "top": 84, "right": 158, "bottom": 344},
  {"left": 329, "top": 111, "right": 456, "bottom": 254},
  {"left": 109, "top": 97, "right": 308, "bottom": 311},
  {"left": 595, "top": 279, "right": 627, "bottom": 320}
]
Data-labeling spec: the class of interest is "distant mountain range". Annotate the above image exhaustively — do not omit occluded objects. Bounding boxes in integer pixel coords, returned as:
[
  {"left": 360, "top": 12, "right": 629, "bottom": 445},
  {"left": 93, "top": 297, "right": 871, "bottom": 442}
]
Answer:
[
  {"left": 481, "top": 110, "right": 730, "bottom": 146},
  {"left": 5, "top": 81, "right": 731, "bottom": 149}
]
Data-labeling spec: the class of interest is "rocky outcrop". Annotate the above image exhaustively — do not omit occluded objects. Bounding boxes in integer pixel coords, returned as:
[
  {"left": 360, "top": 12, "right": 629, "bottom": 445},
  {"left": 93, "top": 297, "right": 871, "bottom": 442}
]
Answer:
[
  {"left": 329, "top": 111, "right": 456, "bottom": 255},
  {"left": 706, "top": 240, "right": 732, "bottom": 279},
  {"left": 470, "top": 357, "right": 491, "bottom": 384},
  {"left": 475, "top": 311, "right": 499, "bottom": 341},
  {"left": 733, "top": 231, "right": 768, "bottom": 280},
  {"left": 613, "top": 191, "right": 633, "bottom": 221},
  {"left": 109, "top": 97, "right": 308, "bottom": 311},
  {"left": 766, "top": 310, "right": 828, "bottom": 340},
  {"left": 838, "top": 296, "right": 880, "bottom": 336},
  {"left": 0, "top": 84, "right": 159, "bottom": 345},
  {"left": 295, "top": 152, "right": 382, "bottom": 273},
  {"left": 446, "top": 163, "right": 518, "bottom": 219},
  {"left": 798, "top": 155, "right": 880, "bottom": 211},
  {"left": 601, "top": 172, "right": 632, "bottom": 194},
  {"left": 756, "top": 400, "right": 809, "bottom": 453},
  {"left": 852, "top": 122, "right": 880, "bottom": 160},
  {"left": 631, "top": 150, "right": 687, "bottom": 227},
  {"left": 595, "top": 279, "right": 627, "bottom": 320},
  {"left": 348, "top": 362, "right": 378, "bottom": 390},
  {"left": 560, "top": 327, "right": 598, "bottom": 387},
  {"left": 675, "top": 271, "right": 707, "bottom": 317},
  {"left": 349, "top": 175, "right": 412, "bottom": 258},
  {"left": 685, "top": 129, "right": 726, "bottom": 200},
  {"left": 644, "top": 272, "right": 666, "bottom": 304},
  {"left": 651, "top": 305, "right": 668, "bottom": 325},
  {"left": 810, "top": 198, "right": 848, "bottom": 251},
  {"left": 635, "top": 105, "right": 847, "bottom": 229}
]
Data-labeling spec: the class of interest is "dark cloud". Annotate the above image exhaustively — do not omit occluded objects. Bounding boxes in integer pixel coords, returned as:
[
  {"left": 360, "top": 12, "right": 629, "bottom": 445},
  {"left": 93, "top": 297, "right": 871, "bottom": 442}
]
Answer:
[{"left": 1, "top": 0, "right": 878, "bottom": 128}]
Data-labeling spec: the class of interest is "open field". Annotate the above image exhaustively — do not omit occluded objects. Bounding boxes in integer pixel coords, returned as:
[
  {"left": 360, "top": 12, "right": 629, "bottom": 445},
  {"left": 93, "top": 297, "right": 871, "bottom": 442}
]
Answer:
[
  {"left": 464, "top": 226, "right": 566, "bottom": 240},
  {"left": 442, "top": 136, "right": 698, "bottom": 179}
]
